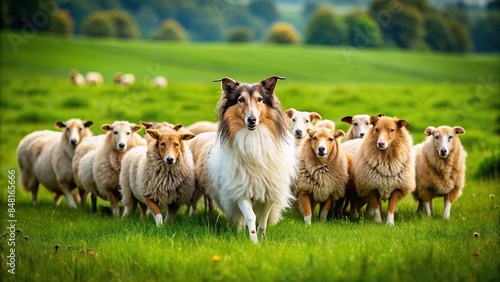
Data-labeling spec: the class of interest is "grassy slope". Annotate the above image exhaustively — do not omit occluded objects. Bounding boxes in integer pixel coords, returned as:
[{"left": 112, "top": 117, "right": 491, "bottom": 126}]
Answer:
[{"left": 0, "top": 33, "right": 499, "bottom": 281}]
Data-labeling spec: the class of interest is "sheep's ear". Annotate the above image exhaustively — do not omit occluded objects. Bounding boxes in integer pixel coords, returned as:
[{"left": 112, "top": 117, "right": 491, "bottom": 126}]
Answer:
[
  {"left": 334, "top": 130, "right": 345, "bottom": 139},
  {"left": 453, "top": 126, "right": 465, "bottom": 135},
  {"left": 341, "top": 116, "right": 353, "bottom": 124},
  {"left": 369, "top": 115, "right": 380, "bottom": 125},
  {"left": 55, "top": 121, "right": 66, "bottom": 128},
  {"left": 131, "top": 125, "right": 141, "bottom": 133},
  {"left": 397, "top": 119, "right": 409, "bottom": 129},
  {"left": 140, "top": 121, "right": 154, "bottom": 129},
  {"left": 377, "top": 113, "right": 385, "bottom": 118},
  {"left": 84, "top": 121, "right": 93, "bottom": 128},
  {"left": 146, "top": 129, "right": 162, "bottom": 140},
  {"left": 424, "top": 126, "right": 436, "bottom": 136},
  {"left": 260, "top": 76, "right": 285, "bottom": 94},
  {"left": 101, "top": 124, "right": 112, "bottom": 132},
  {"left": 285, "top": 108, "right": 296, "bottom": 119},
  {"left": 173, "top": 124, "right": 183, "bottom": 131},
  {"left": 310, "top": 112, "right": 322, "bottom": 122},
  {"left": 307, "top": 128, "right": 315, "bottom": 138},
  {"left": 213, "top": 77, "right": 239, "bottom": 96},
  {"left": 181, "top": 133, "right": 196, "bottom": 141}
]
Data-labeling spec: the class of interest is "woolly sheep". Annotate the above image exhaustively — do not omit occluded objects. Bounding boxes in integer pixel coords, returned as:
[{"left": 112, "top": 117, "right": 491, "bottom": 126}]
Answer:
[
  {"left": 285, "top": 108, "right": 322, "bottom": 147},
  {"left": 120, "top": 126, "right": 196, "bottom": 226},
  {"left": 341, "top": 114, "right": 371, "bottom": 141},
  {"left": 70, "top": 69, "right": 85, "bottom": 86},
  {"left": 17, "top": 119, "right": 93, "bottom": 208},
  {"left": 93, "top": 121, "right": 145, "bottom": 216},
  {"left": 86, "top": 71, "right": 103, "bottom": 86},
  {"left": 354, "top": 115, "right": 415, "bottom": 226},
  {"left": 152, "top": 76, "right": 168, "bottom": 88},
  {"left": 140, "top": 121, "right": 175, "bottom": 144},
  {"left": 186, "top": 121, "right": 218, "bottom": 135},
  {"left": 114, "top": 73, "right": 135, "bottom": 86},
  {"left": 413, "top": 126, "right": 467, "bottom": 219},
  {"left": 314, "top": 119, "right": 335, "bottom": 130},
  {"left": 292, "top": 127, "right": 349, "bottom": 224}
]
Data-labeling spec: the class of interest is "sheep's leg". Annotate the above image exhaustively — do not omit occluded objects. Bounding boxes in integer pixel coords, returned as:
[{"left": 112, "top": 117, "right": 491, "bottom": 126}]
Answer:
[
  {"left": 138, "top": 202, "right": 147, "bottom": 220},
  {"left": 91, "top": 194, "right": 97, "bottom": 213},
  {"left": 122, "top": 195, "right": 138, "bottom": 218},
  {"left": 145, "top": 197, "right": 162, "bottom": 227},
  {"left": 299, "top": 192, "right": 313, "bottom": 225},
  {"left": 54, "top": 193, "right": 62, "bottom": 206},
  {"left": 79, "top": 189, "right": 88, "bottom": 207},
  {"left": 257, "top": 201, "right": 274, "bottom": 239},
  {"left": 369, "top": 190, "right": 382, "bottom": 223},
  {"left": 319, "top": 198, "right": 333, "bottom": 222},
  {"left": 107, "top": 190, "right": 121, "bottom": 217},
  {"left": 60, "top": 183, "right": 77, "bottom": 208},
  {"left": 165, "top": 203, "right": 180, "bottom": 223},
  {"left": 415, "top": 199, "right": 424, "bottom": 214},
  {"left": 207, "top": 195, "right": 215, "bottom": 212},
  {"left": 187, "top": 186, "right": 204, "bottom": 216},
  {"left": 26, "top": 178, "right": 39, "bottom": 205},
  {"left": 333, "top": 197, "right": 344, "bottom": 219},
  {"left": 237, "top": 198, "right": 258, "bottom": 244},
  {"left": 387, "top": 190, "right": 401, "bottom": 226}
]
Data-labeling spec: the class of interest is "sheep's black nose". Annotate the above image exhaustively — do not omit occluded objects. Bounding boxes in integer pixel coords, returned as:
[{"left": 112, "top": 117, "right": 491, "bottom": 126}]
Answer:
[
  {"left": 295, "top": 129, "right": 302, "bottom": 136},
  {"left": 118, "top": 143, "right": 125, "bottom": 149}
]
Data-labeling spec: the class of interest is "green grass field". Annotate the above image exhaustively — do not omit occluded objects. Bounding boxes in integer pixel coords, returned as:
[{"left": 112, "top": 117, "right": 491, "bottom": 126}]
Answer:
[{"left": 0, "top": 32, "right": 499, "bottom": 281}]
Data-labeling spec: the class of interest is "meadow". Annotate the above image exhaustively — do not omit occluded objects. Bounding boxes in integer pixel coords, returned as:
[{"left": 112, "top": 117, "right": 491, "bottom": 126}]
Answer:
[{"left": 0, "top": 32, "right": 499, "bottom": 281}]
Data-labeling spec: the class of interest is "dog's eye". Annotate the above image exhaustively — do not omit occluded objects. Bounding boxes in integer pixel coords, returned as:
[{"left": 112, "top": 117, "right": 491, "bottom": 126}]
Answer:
[
  {"left": 113, "top": 131, "right": 118, "bottom": 135},
  {"left": 175, "top": 142, "right": 180, "bottom": 147},
  {"left": 448, "top": 136, "right": 453, "bottom": 141},
  {"left": 127, "top": 132, "right": 130, "bottom": 135},
  {"left": 160, "top": 141, "right": 166, "bottom": 147},
  {"left": 435, "top": 135, "right": 439, "bottom": 139},
  {"left": 79, "top": 127, "right": 83, "bottom": 132},
  {"left": 305, "top": 120, "right": 309, "bottom": 123},
  {"left": 366, "top": 122, "right": 369, "bottom": 125},
  {"left": 257, "top": 97, "right": 264, "bottom": 103},
  {"left": 238, "top": 97, "right": 244, "bottom": 103},
  {"left": 390, "top": 129, "right": 395, "bottom": 132},
  {"left": 312, "top": 136, "right": 317, "bottom": 140},
  {"left": 374, "top": 128, "right": 378, "bottom": 132},
  {"left": 329, "top": 138, "right": 334, "bottom": 142},
  {"left": 292, "top": 118, "right": 296, "bottom": 122},
  {"left": 354, "top": 123, "right": 358, "bottom": 126}
]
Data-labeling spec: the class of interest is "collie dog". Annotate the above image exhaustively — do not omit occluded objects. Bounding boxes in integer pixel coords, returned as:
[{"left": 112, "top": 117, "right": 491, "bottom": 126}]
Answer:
[{"left": 207, "top": 76, "right": 296, "bottom": 243}]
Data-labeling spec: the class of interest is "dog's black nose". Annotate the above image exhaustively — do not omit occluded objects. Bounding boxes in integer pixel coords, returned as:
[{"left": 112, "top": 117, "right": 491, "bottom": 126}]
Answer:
[
  {"left": 440, "top": 148, "right": 447, "bottom": 156},
  {"left": 360, "top": 133, "right": 365, "bottom": 138},
  {"left": 118, "top": 143, "right": 125, "bottom": 149},
  {"left": 166, "top": 157, "right": 175, "bottom": 165},
  {"left": 247, "top": 116, "right": 256, "bottom": 125},
  {"left": 318, "top": 146, "right": 326, "bottom": 153},
  {"left": 70, "top": 139, "right": 77, "bottom": 145},
  {"left": 295, "top": 129, "right": 302, "bottom": 136}
]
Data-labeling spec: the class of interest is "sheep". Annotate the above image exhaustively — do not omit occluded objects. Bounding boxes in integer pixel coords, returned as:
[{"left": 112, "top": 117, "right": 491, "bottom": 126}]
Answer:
[
  {"left": 413, "top": 126, "right": 467, "bottom": 219},
  {"left": 186, "top": 121, "right": 218, "bottom": 135},
  {"left": 354, "top": 115, "right": 415, "bottom": 226},
  {"left": 314, "top": 119, "right": 335, "bottom": 130},
  {"left": 341, "top": 114, "right": 371, "bottom": 141},
  {"left": 92, "top": 121, "right": 145, "bottom": 216},
  {"left": 185, "top": 131, "right": 216, "bottom": 216},
  {"left": 114, "top": 73, "right": 135, "bottom": 86},
  {"left": 17, "top": 119, "right": 93, "bottom": 208},
  {"left": 285, "top": 108, "right": 322, "bottom": 147},
  {"left": 152, "top": 76, "right": 168, "bottom": 88},
  {"left": 70, "top": 69, "right": 85, "bottom": 86},
  {"left": 140, "top": 121, "right": 175, "bottom": 144},
  {"left": 85, "top": 71, "right": 103, "bottom": 86},
  {"left": 292, "top": 127, "right": 349, "bottom": 224},
  {"left": 120, "top": 126, "right": 196, "bottom": 226}
]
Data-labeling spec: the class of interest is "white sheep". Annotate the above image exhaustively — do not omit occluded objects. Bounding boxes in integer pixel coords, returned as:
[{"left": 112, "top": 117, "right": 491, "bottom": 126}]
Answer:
[
  {"left": 314, "top": 119, "right": 335, "bottom": 130},
  {"left": 114, "top": 73, "right": 135, "bottom": 86},
  {"left": 93, "top": 121, "right": 145, "bottom": 216},
  {"left": 186, "top": 121, "right": 218, "bottom": 135},
  {"left": 413, "top": 126, "right": 467, "bottom": 219},
  {"left": 17, "top": 119, "right": 93, "bottom": 208},
  {"left": 86, "top": 71, "right": 103, "bottom": 86},
  {"left": 341, "top": 114, "right": 371, "bottom": 141},
  {"left": 285, "top": 108, "right": 322, "bottom": 147},
  {"left": 70, "top": 69, "right": 85, "bottom": 86},
  {"left": 151, "top": 76, "right": 168, "bottom": 88},
  {"left": 120, "top": 126, "right": 196, "bottom": 226}
]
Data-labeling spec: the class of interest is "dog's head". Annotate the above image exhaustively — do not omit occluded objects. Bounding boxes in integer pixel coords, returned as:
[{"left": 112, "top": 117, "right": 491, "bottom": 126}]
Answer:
[
  {"left": 369, "top": 115, "right": 409, "bottom": 150},
  {"left": 425, "top": 125, "right": 465, "bottom": 158},
  {"left": 306, "top": 127, "right": 344, "bottom": 160},
  {"left": 341, "top": 114, "right": 371, "bottom": 139},
  {"left": 285, "top": 108, "right": 322, "bottom": 140},
  {"left": 102, "top": 121, "right": 141, "bottom": 152},
  {"left": 146, "top": 125, "right": 195, "bottom": 165},
  {"left": 56, "top": 119, "right": 93, "bottom": 148}
]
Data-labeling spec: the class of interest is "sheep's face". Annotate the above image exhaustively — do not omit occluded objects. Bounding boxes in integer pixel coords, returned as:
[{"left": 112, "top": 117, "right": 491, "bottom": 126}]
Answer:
[
  {"left": 306, "top": 128, "right": 344, "bottom": 161},
  {"left": 102, "top": 122, "right": 141, "bottom": 152},
  {"left": 146, "top": 127, "right": 195, "bottom": 166},
  {"left": 370, "top": 116, "right": 409, "bottom": 151},
  {"left": 286, "top": 108, "right": 322, "bottom": 140},
  {"left": 342, "top": 114, "right": 371, "bottom": 139},
  {"left": 425, "top": 126, "right": 465, "bottom": 158},
  {"left": 56, "top": 119, "right": 93, "bottom": 148}
]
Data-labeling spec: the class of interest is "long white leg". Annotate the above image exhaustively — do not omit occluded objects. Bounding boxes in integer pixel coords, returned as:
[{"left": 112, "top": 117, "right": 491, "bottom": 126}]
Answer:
[
  {"left": 63, "top": 191, "right": 77, "bottom": 209},
  {"left": 386, "top": 212, "right": 394, "bottom": 226},
  {"left": 154, "top": 214, "right": 163, "bottom": 227},
  {"left": 257, "top": 202, "right": 274, "bottom": 239},
  {"left": 424, "top": 201, "right": 432, "bottom": 217},
  {"left": 443, "top": 199, "right": 452, "bottom": 220},
  {"left": 373, "top": 208, "right": 382, "bottom": 223},
  {"left": 237, "top": 198, "right": 258, "bottom": 244}
]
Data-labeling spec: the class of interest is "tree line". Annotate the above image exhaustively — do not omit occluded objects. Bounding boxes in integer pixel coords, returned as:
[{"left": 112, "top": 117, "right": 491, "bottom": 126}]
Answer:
[{"left": 1, "top": 0, "right": 499, "bottom": 52}]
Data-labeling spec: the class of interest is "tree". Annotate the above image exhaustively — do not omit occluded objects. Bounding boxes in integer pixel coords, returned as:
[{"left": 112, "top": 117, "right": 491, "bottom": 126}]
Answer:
[
  {"left": 424, "top": 11, "right": 452, "bottom": 51},
  {"left": 228, "top": 28, "right": 254, "bottom": 42},
  {"left": 487, "top": 0, "right": 500, "bottom": 10},
  {"left": 81, "top": 11, "right": 116, "bottom": 38},
  {"left": 472, "top": 12, "right": 500, "bottom": 52},
  {"left": 154, "top": 19, "right": 186, "bottom": 41},
  {"left": 108, "top": 9, "right": 139, "bottom": 39},
  {"left": 266, "top": 22, "right": 300, "bottom": 44},
  {"left": 303, "top": 1, "right": 319, "bottom": 19},
  {"left": 49, "top": 9, "right": 74, "bottom": 37},
  {"left": 345, "top": 12, "right": 381, "bottom": 47},
  {"left": 304, "top": 7, "right": 347, "bottom": 46},
  {"left": 447, "top": 19, "right": 470, "bottom": 53},
  {"left": 248, "top": 0, "right": 280, "bottom": 25}
]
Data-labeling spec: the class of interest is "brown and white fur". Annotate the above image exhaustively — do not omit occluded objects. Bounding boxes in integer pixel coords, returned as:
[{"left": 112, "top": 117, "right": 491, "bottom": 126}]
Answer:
[
  {"left": 93, "top": 121, "right": 144, "bottom": 216},
  {"left": 341, "top": 114, "right": 371, "bottom": 141},
  {"left": 285, "top": 108, "right": 322, "bottom": 147},
  {"left": 413, "top": 126, "right": 467, "bottom": 219},
  {"left": 17, "top": 119, "right": 93, "bottom": 208},
  {"left": 293, "top": 128, "right": 348, "bottom": 224},
  {"left": 354, "top": 115, "right": 415, "bottom": 226},
  {"left": 120, "top": 126, "right": 196, "bottom": 226},
  {"left": 207, "top": 76, "right": 296, "bottom": 243}
]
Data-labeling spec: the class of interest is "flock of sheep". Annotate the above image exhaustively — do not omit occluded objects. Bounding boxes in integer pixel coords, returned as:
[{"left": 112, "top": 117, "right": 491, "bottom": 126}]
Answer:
[
  {"left": 16, "top": 110, "right": 467, "bottom": 228},
  {"left": 70, "top": 69, "right": 167, "bottom": 88}
]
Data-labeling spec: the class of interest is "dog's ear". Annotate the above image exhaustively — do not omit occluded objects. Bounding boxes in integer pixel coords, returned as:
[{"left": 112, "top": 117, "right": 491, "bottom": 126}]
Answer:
[
  {"left": 285, "top": 108, "right": 296, "bottom": 119},
  {"left": 307, "top": 128, "right": 315, "bottom": 138},
  {"left": 55, "top": 121, "right": 66, "bottom": 128},
  {"left": 173, "top": 124, "right": 183, "bottom": 131},
  {"left": 180, "top": 133, "right": 196, "bottom": 141},
  {"left": 397, "top": 119, "right": 409, "bottom": 129},
  {"left": 84, "top": 121, "right": 93, "bottom": 128},
  {"left": 213, "top": 77, "right": 239, "bottom": 95},
  {"left": 131, "top": 124, "right": 142, "bottom": 133},
  {"left": 453, "top": 126, "right": 465, "bottom": 135},
  {"left": 260, "top": 76, "right": 285, "bottom": 94},
  {"left": 101, "top": 124, "right": 112, "bottom": 132},
  {"left": 369, "top": 115, "right": 380, "bottom": 125},
  {"left": 146, "top": 129, "right": 162, "bottom": 140},
  {"left": 424, "top": 126, "right": 436, "bottom": 136},
  {"left": 310, "top": 112, "right": 322, "bottom": 122},
  {"left": 341, "top": 116, "right": 353, "bottom": 124},
  {"left": 334, "top": 130, "right": 345, "bottom": 140},
  {"left": 377, "top": 113, "right": 385, "bottom": 118},
  {"left": 140, "top": 121, "right": 154, "bottom": 129}
]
